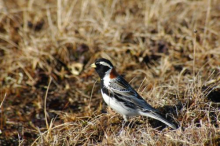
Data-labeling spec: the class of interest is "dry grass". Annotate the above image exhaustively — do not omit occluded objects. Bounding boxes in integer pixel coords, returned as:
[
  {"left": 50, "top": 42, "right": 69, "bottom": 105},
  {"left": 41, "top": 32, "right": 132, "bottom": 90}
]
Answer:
[{"left": 0, "top": 0, "right": 220, "bottom": 145}]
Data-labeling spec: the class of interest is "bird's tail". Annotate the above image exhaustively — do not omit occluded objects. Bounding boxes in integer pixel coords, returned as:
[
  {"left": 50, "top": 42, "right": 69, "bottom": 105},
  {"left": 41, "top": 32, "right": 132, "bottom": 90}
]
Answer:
[{"left": 139, "top": 111, "right": 177, "bottom": 129}]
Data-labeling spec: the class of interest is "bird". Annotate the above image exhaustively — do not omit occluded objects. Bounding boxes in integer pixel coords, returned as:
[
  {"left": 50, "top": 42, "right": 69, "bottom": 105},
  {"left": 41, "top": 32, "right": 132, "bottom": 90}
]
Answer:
[{"left": 91, "top": 58, "right": 177, "bottom": 129}]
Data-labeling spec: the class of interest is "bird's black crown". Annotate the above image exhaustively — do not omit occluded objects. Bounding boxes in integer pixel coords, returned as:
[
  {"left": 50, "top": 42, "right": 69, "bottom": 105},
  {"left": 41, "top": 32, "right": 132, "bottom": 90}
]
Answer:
[{"left": 93, "top": 58, "right": 114, "bottom": 79}]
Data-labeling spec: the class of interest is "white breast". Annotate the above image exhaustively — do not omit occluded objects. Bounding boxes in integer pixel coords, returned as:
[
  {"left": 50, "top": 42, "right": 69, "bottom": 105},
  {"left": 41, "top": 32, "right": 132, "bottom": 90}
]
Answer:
[
  {"left": 103, "top": 70, "right": 111, "bottom": 87},
  {"left": 101, "top": 90, "right": 138, "bottom": 117}
]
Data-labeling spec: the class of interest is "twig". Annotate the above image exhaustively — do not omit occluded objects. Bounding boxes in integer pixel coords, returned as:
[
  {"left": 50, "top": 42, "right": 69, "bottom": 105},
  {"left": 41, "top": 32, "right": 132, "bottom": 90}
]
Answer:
[
  {"left": 0, "top": 93, "right": 7, "bottom": 108},
  {"left": 44, "top": 77, "right": 52, "bottom": 129}
]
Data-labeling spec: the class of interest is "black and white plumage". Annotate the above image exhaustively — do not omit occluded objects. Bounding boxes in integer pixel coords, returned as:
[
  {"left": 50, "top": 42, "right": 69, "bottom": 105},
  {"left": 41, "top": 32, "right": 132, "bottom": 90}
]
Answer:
[{"left": 91, "top": 58, "right": 177, "bottom": 129}]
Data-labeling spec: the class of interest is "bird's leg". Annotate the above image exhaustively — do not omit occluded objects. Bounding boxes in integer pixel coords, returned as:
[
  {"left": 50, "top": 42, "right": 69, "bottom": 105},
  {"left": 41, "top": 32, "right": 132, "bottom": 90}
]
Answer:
[
  {"left": 123, "top": 116, "right": 135, "bottom": 128},
  {"left": 122, "top": 115, "right": 130, "bottom": 128},
  {"left": 123, "top": 115, "right": 129, "bottom": 122},
  {"left": 118, "top": 115, "right": 129, "bottom": 136}
]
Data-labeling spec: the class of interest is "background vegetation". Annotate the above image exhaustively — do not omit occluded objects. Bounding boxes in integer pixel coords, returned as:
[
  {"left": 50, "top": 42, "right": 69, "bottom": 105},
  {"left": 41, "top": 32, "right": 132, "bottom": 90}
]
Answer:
[{"left": 0, "top": 0, "right": 220, "bottom": 145}]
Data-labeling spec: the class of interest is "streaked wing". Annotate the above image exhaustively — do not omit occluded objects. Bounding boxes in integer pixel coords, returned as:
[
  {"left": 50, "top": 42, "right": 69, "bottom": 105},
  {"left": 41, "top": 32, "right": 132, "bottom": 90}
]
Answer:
[{"left": 109, "top": 76, "right": 158, "bottom": 112}]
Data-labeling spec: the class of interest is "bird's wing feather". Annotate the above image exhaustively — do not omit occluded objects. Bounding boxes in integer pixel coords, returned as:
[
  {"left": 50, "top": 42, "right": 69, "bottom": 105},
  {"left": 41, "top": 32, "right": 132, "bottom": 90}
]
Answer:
[{"left": 109, "top": 76, "right": 158, "bottom": 112}]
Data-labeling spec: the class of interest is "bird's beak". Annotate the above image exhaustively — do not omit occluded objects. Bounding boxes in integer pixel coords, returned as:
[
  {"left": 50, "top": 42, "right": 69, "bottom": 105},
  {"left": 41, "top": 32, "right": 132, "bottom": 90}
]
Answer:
[{"left": 91, "top": 63, "right": 96, "bottom": 68}]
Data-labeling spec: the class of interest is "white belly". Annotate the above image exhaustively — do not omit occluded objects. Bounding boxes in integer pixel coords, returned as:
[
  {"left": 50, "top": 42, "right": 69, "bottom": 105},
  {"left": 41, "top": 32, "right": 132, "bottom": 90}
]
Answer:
[{"left": 101, "top": 90, "right": 138, "bottom": 117}]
